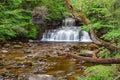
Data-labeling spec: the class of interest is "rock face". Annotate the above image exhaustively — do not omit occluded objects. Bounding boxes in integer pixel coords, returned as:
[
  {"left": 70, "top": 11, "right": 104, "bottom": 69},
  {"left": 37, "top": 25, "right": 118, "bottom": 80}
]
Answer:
[
  {"left": 32, "top": 6, "right": 48, "bottom": 24},
  {"left": 29, "top": 74, "right": 56, "bottom": 80}
]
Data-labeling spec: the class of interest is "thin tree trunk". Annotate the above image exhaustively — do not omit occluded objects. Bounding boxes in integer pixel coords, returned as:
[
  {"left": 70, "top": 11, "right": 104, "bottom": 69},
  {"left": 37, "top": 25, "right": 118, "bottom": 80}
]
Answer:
[{"left": 63, "top": 0, "right": 90, "bottom": 25}]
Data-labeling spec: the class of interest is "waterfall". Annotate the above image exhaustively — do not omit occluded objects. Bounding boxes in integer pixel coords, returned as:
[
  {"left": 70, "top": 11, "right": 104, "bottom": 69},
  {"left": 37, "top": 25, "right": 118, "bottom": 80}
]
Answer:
[{"left": 41, "top": 18, "right": 92, "bottom": 42}]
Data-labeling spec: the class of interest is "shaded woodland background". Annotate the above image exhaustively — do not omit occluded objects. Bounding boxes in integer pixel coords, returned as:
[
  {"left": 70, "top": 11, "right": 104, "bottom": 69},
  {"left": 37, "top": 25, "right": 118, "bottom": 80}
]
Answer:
[{"left": 0, "top": 0, "right": 120, "bottom": 44}]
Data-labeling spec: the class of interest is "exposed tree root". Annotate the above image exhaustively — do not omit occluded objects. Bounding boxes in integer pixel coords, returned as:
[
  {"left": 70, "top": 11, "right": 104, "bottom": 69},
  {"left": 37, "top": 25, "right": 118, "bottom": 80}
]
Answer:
[
  {"left": 63, "top": 53, "right": 120, "bottom": 64},
  {"left": 90, "top": 29, "right": 120, "bottom": 52}
]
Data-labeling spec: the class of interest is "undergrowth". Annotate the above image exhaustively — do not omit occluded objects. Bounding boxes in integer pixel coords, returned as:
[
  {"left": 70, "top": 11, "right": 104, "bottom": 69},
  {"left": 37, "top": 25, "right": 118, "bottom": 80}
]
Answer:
[{"left": 77, "top": 65, "right": 117, "bottom": 80}]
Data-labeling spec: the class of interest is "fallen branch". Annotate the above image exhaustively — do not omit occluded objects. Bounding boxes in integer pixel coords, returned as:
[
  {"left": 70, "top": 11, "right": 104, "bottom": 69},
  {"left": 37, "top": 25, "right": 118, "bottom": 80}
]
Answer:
[{"left": 63, "top": 53, "right": 120, "bottom": 64}]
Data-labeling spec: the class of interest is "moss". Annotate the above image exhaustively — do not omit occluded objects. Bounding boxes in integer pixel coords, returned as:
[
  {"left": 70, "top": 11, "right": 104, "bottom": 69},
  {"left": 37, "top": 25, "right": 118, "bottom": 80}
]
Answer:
[{"left": 77, "top": 65, "right": 117, "bottom": 80}]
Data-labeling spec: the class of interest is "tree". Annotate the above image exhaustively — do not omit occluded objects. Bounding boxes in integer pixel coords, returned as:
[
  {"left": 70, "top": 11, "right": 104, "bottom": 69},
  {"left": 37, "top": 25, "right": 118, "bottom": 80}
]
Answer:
[{"left": 64, "top": 0, "right": 120, "bottom": 52}]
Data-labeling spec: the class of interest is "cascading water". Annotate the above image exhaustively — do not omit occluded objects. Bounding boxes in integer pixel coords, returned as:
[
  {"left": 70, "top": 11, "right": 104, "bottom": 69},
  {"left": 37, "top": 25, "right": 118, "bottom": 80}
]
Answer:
[{"left": 41, "top": 18, "right": 92, "bottom": 42}]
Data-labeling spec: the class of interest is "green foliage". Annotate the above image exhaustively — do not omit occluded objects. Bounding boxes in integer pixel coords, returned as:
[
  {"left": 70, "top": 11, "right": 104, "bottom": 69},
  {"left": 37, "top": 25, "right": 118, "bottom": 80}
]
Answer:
[
  {"left": 0, "top": 0, "right": 40, "bottom": 40},
  {"left": 71, "top": 0, "right": 120, "bottom": 42},
  {"left": 77, "top": 65, "right": 117, "bottom": 80},
  {"left": 98, "top": 48, "right": 111, "bottom": 58},
  {"left": 81, "top": 25, "right": 90, "bottom": 32},
  {"left": 40, "top": 0, "right": 71, "bottom": 21},
  {"left": 0, "top": 0, "right": 120, "bottom": 41},
  {"left": 27, "top": 26, "right": 37, "bottom": 39},
  {"left": 102, "top": 28, "right": 120, "bottom": 41},
  {"left": 0, "top": 0, "right": 72, "bottom": 40},
  {"left": 113, "top": 51, "right": 120, "bottom": 58}
]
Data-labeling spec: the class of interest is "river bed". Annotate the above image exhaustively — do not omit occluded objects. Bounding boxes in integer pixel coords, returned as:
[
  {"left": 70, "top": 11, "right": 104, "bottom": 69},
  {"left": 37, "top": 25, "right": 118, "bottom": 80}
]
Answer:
[{"left": 0, "top": 42, "right": 95, "bottom": 80}]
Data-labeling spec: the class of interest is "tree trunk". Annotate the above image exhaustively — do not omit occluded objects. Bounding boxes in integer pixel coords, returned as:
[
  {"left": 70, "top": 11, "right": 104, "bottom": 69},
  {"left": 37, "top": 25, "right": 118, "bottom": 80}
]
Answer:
[
  {"left": 63, "top": 0, "right": 90, "bottom": 25},
  {"left": 63, "top": 53, "right": 120, "bottom": 64}
]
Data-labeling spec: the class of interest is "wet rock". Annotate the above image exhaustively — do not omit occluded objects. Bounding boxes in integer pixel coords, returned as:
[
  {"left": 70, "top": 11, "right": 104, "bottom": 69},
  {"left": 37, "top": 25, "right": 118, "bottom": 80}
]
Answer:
[
  {"left": 0, "top": 78, "right": 4, "bottom": 80},
  {"left": 57, "top": 77, "right": 67, "bottom": 80},
  {"left": 29, "top": 74, "right": 56, "bottom": 80},
  {"left": 1, "top": 73, "right": 18, "bottom": 80},
  {"left": 27, "top": 43, "right": 33, "bottom": 47},
  {"left": 66, "top": 72, "right": 75, "bottom": 76},
  {"left": 71, "top": 45, "right": 80, "bottom": 50},
  {"left": 32, "top": 52, "right": 49, "bottom": 58},
  {"left": 13, "top": 45, "right": 22, "bottom": 49},
  {"left": 64, "top": 48, "right": 70, "bottom": 52},
  {"left": 4, "top": 44, "right": 10, "bottom": 48},
  {"left": 17, "top": 62, "right": 33, "bottom": 68},
  {"left": 1, "top": 50, "right": 9, "bottom": 54},
  {"left": 0, "top": 58, "right": 2, "bottom": 60},
  {"left": 59, "top": 47, "right": 64, "bottom": 50},
  {"left": 18, "top": 42, "right": 23, "bottom": 45},
  {"left": 50, "top": 49, "right": 61, "bottom": 56},
  {"left": 76, "top": 65, "right": 86, "bottom": 70},
  {"left": 32, "top": 67, "right": 45, "bottom": 73},
  {"left": 17, "top": 74, "right": 28, "bottom": 80},
  {"left": 28, "top": 39, "right": 34, "bottom": 43},
  {"left": 55, "top": 71, "right": 65, "bottom": 77},
  {"left": 0, "top": 63, "right": 4, "bottom": 66},
  {"left": 23, "top": 62, "right": 33, "bottom": 66},
  {"left": 25, "top": 49, "right": 34, "bottom": 54}
]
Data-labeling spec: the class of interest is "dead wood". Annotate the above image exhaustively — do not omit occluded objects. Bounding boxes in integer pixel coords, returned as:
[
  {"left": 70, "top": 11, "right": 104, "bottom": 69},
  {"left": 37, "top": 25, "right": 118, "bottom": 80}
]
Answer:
[{"left": 63, "top": 53, "right": 120, "bottom": 64}]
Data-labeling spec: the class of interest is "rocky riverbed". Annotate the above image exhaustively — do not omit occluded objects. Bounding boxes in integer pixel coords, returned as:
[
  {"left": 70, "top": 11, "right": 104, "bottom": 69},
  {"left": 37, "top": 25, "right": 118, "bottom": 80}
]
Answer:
[{"left": 0, "top": 41, "right": 96, "bottom": 80}]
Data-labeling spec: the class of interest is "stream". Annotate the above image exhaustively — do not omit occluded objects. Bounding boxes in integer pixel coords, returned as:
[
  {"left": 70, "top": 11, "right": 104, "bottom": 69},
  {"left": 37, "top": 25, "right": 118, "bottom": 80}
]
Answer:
[{"left": 0, "top": 42, "right": 95, "bottom": 80}]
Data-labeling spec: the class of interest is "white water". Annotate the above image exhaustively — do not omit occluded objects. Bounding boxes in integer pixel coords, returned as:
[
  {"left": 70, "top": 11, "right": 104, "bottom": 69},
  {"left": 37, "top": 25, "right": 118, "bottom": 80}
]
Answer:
[{"left": 41, "top": 18, "right": 92, "bottom": 42}]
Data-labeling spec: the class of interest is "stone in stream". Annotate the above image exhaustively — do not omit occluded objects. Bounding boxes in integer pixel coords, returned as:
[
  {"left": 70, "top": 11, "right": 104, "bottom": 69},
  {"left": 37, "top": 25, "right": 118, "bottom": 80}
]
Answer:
[
  {"left": 1, "top": 50, "right": 9, "bottom": 54},
  {"left": 64, "top": 48, "right": 70, "bottom": 52},
  {"left": 4, "top": 44, "right": 10, "bottom": 48},
  {"left": 13, "top": 45, "right": 22, "bottom": 49},
  {"left": 25, "top": 49, "right": 34, "bottom": 54},
  {"left": 55, "top": 71, "right": 65, "bottom": 77},
  {"left": 0, "top": 78, "right": 4, "bottom": 80},
  {"left": 0, "top": 62, "right": 4, "bottom": 66},
  {"left": 29, "top": 74, "right": 56, "bottom": 80},
  {"left": 0, "top": 58, "right": 2, "bottom": 60}
]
